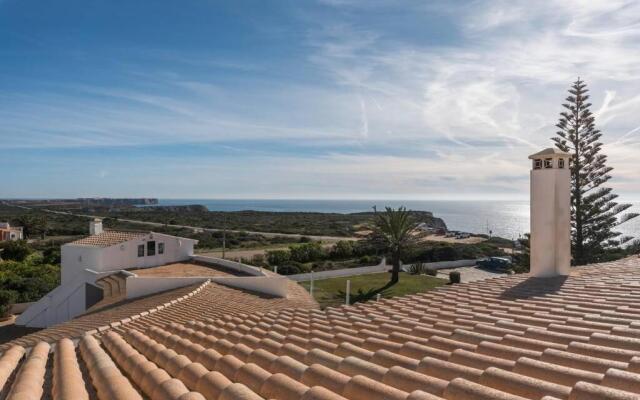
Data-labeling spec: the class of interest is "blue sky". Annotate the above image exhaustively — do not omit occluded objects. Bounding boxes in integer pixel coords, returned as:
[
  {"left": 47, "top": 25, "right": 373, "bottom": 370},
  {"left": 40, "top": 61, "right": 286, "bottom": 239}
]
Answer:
[{"left": 1, "top": 0, "right": 639, "bottom": 200}]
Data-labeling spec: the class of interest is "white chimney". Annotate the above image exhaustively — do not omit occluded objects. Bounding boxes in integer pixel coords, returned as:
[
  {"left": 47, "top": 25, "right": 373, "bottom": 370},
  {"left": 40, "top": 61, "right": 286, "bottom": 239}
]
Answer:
[
  {"left": 89, "top": 219, "right": 103, "bottom": 235},
  {"left": 529, "top": 148, "right": 571, "bottom": 277}
]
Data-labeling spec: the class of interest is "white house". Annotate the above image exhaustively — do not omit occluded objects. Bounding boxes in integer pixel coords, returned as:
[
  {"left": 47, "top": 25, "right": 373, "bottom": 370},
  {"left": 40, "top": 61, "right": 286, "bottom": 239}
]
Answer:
[
  {"left": 16, "top": 219, "right": 198, "bottom": 328},
  {"left": 60, "top": 219, "right": 197, "bottom": 285},
  {"left": 0, "top": 222, "right": 24, "bottom": 241}
]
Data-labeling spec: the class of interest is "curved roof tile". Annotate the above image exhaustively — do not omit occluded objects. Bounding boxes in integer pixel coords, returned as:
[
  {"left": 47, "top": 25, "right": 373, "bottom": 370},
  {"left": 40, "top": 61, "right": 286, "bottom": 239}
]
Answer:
[{"left": 1, "top": 257, "right": 640, "bottom": 399}]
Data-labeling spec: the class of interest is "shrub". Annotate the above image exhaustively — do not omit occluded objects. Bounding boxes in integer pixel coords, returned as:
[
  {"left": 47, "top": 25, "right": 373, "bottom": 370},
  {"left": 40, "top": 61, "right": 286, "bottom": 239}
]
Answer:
[
  {"left": 330, "top": 240, "right": 354, "bottom": 259},
  {"left": 266, "top": 249, "right": 290, "bottom": 266},
  {"left": 358, "top": 255, "right": 377, "bottom": 265},
  {"left": 0, "top": 290, "right": 16, "bottom": 318},
  {"left": 289, "top": 242, "right": 325, "bottom": 263},
  {"left": 449, "top": 271, "right": 461, "bottom": 284},
  {"left": 425, "top": 267, "right": 438, "bottom": 276},
  {"left": 251, "top": 254, "right": 265, "bottom": 267},
  {"left": 0, "top": 240, "right": 32, "bottom": 262},
  {"left": 42, "top": 246, "right": 61, "bottom": 264},
  {"left": 276, "top": 262, "right": 310, "bottom": 275},
  {"left": 408, "top": 262, "right": 427, "bottom": 275},
  {"left": 0, "top": 261, "right": 60, "bottom": 303}
]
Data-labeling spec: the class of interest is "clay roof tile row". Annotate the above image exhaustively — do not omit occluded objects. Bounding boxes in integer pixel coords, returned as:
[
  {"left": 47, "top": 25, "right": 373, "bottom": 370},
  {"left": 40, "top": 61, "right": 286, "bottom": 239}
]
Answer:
[
  {"left": 2, "top": 257, "right": 640, "bottom": 399},
  {"left": 67, "top": 230, "right": 148, "bottom": 247}
]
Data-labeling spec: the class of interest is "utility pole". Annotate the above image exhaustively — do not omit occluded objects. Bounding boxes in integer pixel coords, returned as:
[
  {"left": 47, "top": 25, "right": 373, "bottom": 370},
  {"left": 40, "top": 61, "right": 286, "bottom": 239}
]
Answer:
[
  {"left": 345, "top": 280, "right": 351, "bottom": 306},
  {"left": 222, "top": 215, "right": 226, "bottom": 259}
]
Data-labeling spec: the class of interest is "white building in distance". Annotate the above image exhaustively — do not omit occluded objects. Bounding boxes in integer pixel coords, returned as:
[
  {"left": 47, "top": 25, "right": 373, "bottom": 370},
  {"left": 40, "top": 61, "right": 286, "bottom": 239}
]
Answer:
[{"left": 0, "top": 222, "right": 24, "bottom": 241}]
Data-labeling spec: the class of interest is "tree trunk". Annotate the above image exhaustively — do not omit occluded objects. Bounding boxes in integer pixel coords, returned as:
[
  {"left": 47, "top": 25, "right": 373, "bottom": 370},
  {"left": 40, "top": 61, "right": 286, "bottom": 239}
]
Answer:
[{"left": 390, "top": 251, "right": 400, "bottom": 284}]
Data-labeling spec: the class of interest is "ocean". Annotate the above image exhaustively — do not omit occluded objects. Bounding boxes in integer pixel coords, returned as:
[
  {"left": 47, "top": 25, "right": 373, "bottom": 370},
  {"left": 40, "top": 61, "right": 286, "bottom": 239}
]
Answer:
[{"left": 156, "top": 199, "right": 640, "bottom": 241}]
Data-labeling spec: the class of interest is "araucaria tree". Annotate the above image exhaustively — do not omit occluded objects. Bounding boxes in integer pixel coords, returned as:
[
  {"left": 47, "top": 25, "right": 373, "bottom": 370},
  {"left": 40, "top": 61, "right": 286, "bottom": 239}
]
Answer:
[
  {"left": 553, "top": 78, "right": 638, "bottom": 265},
  {"left": 371, "top": 206, "right": 420, "bottom": 284}
]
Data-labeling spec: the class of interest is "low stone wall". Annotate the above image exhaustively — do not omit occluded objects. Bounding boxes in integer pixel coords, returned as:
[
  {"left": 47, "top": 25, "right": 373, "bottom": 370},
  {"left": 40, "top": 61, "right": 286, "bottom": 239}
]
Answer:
[
  {"left": 288, "top": 259, "right": 479, "bottom": 282},
  {"left": 191, "top": 255, "right": 265, "bottom": 276},
  {"left": 401, "top": 259, "right": 478, "bottom": 271},
  {"left": 9, "top": 302, "right": 35, "bottom": 315},
  {"left": 125, "top": 276, "right": 208, "bottom": 299},
  {"left": 212, "top": 276, "right": 289, "bottom": 298},
  {"left": 287, "top": 262, "right": 387, "bottom": 282}
]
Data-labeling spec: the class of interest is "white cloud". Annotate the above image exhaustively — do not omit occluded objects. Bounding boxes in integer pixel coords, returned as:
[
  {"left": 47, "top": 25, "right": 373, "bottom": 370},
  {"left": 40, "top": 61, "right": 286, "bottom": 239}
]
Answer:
[
  {"left": 2, "top": 0, "right": 639, "bottom": 198},
  {"left": 303, "top": 0, "right": 640, "bottom": 196}
]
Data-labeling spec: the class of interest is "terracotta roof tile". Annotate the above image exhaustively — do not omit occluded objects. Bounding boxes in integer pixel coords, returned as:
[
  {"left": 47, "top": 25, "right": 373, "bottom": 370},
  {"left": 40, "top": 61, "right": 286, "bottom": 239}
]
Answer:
[
  {"left": 67, "top": 230, "right": 148, "bottom": 247},
  {"left": 3, "top": 256, "right": 640, "bottom": 398}
]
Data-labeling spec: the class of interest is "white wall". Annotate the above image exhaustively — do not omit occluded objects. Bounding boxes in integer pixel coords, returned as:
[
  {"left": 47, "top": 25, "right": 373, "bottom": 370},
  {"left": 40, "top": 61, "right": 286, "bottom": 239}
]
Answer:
[
  {"left": 61, "top": 246, "right": 102, "bottom": 285},
  {"left": 16, "top": 269, "right": 104, "bottom": 328},
  {"left": 99, "top": 232, "right": 196, "bottom": 271},
  {"left": 126, "top": 276, "right": 207, "bottom": 299},
  {"left": 191, "top": 255, "right": 265, "bottom": 276},
  {"left": 530, "top": 167, "right": 571, "bottom": 277},
  {"left": 126, "top": 275, "right": 289, "bottom": 300},
  {"left": 212, "top": 276, "right": 289, "bottom": 297}
]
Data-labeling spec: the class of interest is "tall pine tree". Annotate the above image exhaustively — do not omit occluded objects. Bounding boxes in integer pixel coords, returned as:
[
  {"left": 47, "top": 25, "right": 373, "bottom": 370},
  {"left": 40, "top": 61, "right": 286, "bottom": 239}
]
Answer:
[{"left": 553, "top": 78, "right": 638, "bottom": 265}]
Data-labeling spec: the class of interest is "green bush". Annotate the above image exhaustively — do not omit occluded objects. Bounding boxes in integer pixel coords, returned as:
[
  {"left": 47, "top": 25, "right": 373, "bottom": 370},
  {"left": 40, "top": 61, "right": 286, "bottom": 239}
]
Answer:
[
  {"left": 408, "top": 262, "right": 427, "bottom": 275},
  {"left": 276, "top": 262, "right": 311, "bottom": 275},
  {"left": 289, "top": 242, "right": 325, "bottom": 263},
  {"left": 250, "top": 254, "right": 265, "bottom": 267},
  {"left": 42, "top": 246, "right": 61, "bottom": 264},
  {"left": 0, "top": 261, "right": 60, "bottom": 303},
  {"left": 0, "top": 289, "right": 16, "bottom": 318},
  {"left": 358, "top": 255, "right": 376, "bottom": 265},
  {"left": 0, "top": 240, "right": 33, "bottom": 262},
  {"left": 425, "top": 267, "right": 438, "bottom": 276},
  {"left": 330, "top": 240, "right": 354, "bottom": 259},
  {"left": 449, "top": 271, "right": 461, "bottom": 284},
  {"left": 266, "top": 249, "right": 291, "bottom": 266}
]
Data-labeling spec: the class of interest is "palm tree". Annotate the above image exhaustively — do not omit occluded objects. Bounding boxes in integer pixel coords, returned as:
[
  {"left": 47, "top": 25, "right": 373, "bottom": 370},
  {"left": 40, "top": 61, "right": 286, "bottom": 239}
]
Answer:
[{"left": 372, "top": 206, "right": 419, "bottom": 284}]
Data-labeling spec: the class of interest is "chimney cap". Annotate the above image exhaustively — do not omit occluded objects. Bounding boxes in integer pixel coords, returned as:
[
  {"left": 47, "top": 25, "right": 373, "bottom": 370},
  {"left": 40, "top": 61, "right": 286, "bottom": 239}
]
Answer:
[{"left": 529, "top": 148, "right": 570, "bottom": 159}]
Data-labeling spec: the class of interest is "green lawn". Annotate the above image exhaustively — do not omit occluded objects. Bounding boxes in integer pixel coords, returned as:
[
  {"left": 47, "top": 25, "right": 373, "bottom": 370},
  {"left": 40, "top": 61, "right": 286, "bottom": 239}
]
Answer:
[{"left": 300, "top": 272, "right": 447, "bottom": 309}]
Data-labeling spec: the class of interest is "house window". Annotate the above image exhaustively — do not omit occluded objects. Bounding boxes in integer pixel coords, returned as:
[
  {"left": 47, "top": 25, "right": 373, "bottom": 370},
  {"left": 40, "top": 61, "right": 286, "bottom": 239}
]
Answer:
[
  {"left": 158, "top": 243, "right": 164, "bottom": 255},
  {"left": 544, "top": 158, "right": 553, "bottom": 169},
  {"left": 534, "top": 159, "right": 542, "bottom": 169},
  {"left": 138, "top": 244, "right": 145, "bottom": 257},
  {"left": 147, "top": 241, "right": 156, "bottom": 256},
  {"left": 558, "top": 158, "right": 565, "bottom": 169}
]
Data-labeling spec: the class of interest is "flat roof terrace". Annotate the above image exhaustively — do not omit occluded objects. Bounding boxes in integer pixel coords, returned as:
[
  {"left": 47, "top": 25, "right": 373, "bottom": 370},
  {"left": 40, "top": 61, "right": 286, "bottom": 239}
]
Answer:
[{"left": 128, "top": 260, "right": 251, "bottom": 278}]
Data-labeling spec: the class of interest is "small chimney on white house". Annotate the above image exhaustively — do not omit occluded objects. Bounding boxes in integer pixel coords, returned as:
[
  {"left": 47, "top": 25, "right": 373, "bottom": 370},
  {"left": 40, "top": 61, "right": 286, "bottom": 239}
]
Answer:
[
  {"left": 529, "top": 148, "right": 571, "bottom": 277},
  {"left": 89, "top": 218, "right": 103, "bottom": 235}
]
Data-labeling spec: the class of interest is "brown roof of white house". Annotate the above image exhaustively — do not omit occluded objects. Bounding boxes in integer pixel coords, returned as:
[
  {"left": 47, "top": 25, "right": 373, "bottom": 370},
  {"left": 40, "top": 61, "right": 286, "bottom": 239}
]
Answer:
[
  {"left": 2, "top": 257, "right": 640, "bottom": 399},
  {"left": 67, "top": 230, "right": 148, "bottom": 247}
]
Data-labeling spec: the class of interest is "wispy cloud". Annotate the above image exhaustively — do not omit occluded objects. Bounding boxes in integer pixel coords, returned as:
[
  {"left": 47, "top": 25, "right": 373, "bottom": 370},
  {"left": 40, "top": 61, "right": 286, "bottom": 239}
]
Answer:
[{"left": 1, "top": 0, "right": 639, "bottom": 198}]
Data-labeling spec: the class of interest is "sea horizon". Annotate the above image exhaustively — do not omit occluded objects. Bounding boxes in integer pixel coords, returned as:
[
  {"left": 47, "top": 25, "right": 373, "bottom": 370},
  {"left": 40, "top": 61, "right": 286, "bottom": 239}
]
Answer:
[{"left": 155, "top": 198, "right": 640, "bottom": 241}]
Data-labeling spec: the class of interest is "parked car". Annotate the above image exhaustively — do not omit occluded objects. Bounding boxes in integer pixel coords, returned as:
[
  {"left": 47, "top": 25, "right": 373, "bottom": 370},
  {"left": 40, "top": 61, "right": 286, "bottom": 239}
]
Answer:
[{"left": 477, "top": 257, "right": 512, "bottom": 272}]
